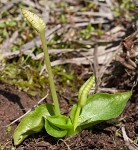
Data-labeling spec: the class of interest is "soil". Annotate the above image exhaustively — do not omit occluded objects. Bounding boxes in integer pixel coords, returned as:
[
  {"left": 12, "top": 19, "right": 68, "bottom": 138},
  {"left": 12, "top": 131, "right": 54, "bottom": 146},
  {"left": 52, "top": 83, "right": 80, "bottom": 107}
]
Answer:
[{"left": 0, "top": 80, "right": 138, "bottom": 150}]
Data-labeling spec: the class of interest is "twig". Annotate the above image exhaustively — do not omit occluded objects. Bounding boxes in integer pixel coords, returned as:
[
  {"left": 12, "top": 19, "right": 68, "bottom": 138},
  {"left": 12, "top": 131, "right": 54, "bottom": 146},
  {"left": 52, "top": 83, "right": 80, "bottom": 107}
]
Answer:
[
  {"left": 0, "top": 31, "right": 18, "bottom": 53},
  {"left": 73, "top": 19, "right": 109, "bottom": 27},
  {"left": 91, "top": 87, "right": 125, "bottom": 94},
  {"left": 7, "top": 93, "right": 49, "bottom": 127},
  {"left": 76, "top": 11, "right": 113, "bottom": 20},
  {"left": 0, "top": 0, "right": 21, "bottom": 12},
  {"left": 121, "top": 125, "right": 138, "bottom": 150},
  {"left": 93, "top": 44, "right": 99, "bottom": 90},
  {"left": 98, "top": 44, "right": 121, "bottom": 86},
  {"left": 58, "top": 139, "right": 71, "bottom": 150},
  {"left": 21, "top": 24, "right": 61, "bottom": 51}
]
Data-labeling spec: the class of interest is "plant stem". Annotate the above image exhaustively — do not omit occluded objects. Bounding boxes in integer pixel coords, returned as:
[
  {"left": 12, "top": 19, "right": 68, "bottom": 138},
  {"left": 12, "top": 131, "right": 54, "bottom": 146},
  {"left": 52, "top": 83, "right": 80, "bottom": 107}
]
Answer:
[
  {"left": 73, "top": 104, "right": 81, "bottom": 130},
  {"left": 40, "top": 30, "right": 60, "bottom": 115}
]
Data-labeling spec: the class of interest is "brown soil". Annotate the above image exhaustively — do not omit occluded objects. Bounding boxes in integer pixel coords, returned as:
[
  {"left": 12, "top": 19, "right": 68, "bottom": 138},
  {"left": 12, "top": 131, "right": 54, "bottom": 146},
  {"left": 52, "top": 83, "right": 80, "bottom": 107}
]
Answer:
[{"left": 0, "top": 81, "right": 138, "bottom": 150}]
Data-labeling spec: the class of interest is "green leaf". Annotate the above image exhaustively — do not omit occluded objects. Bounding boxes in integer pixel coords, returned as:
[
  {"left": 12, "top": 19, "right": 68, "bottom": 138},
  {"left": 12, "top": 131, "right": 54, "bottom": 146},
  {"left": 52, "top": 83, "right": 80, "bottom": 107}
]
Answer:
[
  {"left": 45, "top": 115, "right": 73, "bottom": 138},
  {"left": 6, "top": 20, "right": 16, "bottom": 27},
  {"left": 47, "top": 115, "right": 73, "bottom": 129},
  {"left": 77, "top": 91, "right": 132, "bottom": 128},
  {"left": 45, "top": 119, "right": 67, "bottom": 138},
  {"left": 13, "top": 104, "right": 54, "bottom": 146},
  {"left": 0, "top": 22, "right": 5, "bottom": 28}
]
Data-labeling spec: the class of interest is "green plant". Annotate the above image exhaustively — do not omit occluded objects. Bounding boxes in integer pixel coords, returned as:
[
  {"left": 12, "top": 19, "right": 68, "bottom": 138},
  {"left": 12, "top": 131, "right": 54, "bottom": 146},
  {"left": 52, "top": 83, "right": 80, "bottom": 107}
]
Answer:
[
  {"left": 13, "top": 9, "right": 132, "bottom": 146},
  {"left": 80, "top": 22, "right": 94, "bottom": 39}
]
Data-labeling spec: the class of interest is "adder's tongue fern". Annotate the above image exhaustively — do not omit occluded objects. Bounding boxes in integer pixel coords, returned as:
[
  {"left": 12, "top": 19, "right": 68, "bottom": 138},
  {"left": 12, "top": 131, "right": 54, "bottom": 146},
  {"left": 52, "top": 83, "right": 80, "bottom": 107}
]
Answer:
[
  {"left": 21, "top": 9, "right": 60, "bottom": 115},
  {"left": 12, "top": 9, "right": 132, "bottom": 147}
]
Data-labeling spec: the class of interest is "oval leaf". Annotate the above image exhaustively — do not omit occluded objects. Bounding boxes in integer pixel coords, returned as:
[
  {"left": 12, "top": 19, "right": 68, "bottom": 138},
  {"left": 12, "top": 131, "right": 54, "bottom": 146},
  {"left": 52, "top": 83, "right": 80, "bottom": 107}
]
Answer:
[
  {"left": 78, "top": 91, "right": 132, "bottom": 128},
  {"left": 13, "top": 104, "right": 54, "bottom": 146},
  {"left": 47, "top": 115, "right": 72, "bottom": 129},
  {"left": 45, "top": 119, "right": 67, "bottom": 138}
]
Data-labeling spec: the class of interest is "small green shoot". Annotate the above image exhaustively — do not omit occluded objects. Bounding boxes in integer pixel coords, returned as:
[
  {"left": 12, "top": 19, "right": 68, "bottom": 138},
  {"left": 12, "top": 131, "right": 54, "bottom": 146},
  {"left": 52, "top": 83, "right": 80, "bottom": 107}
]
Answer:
[
  {"left": 13, "top": 9, "right": 132, "bottom": 146},
  {"left": 134, "top": 137, "right": 138, "bottom": 144},
  {"left": 80, "top": 22, "right": 94, "bottom": 39},
  {"left": 6, "top": 126, "right": 12, "bottom": 135},
  {"left": 6, "top": 20, "right": 17, "bottom": 27}
]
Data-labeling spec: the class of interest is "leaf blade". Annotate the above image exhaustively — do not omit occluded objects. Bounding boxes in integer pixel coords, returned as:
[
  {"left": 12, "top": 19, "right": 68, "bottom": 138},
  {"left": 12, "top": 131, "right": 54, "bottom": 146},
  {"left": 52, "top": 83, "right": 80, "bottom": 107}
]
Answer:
[
  {"left": 13, "top": 104, "right": 54, "bottom": 146},
  {"left": 47, "top": 115, "right": 73, "bottom": 129},
  {"left": 45, "top": 119, "right": 67, "bottom": 138},
  {"left": 78, "top": 91, "right": 132, "bottom": 128}
]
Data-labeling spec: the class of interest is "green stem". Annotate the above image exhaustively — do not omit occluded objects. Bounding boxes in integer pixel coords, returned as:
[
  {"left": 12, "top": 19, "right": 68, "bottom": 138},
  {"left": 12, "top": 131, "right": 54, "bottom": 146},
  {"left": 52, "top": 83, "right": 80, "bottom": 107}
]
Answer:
[
  {"left": 73, "top": 104, "right": 81, "bottom": 130},
  {"left": 40, "top": 31, "right": 60, "bottom": 115}
]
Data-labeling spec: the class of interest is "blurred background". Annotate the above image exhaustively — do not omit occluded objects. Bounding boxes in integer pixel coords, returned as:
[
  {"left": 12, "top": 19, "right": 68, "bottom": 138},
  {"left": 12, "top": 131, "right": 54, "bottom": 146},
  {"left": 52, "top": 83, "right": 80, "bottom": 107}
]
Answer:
[{"left": 0, "top": 0, "right": 138, "bottom": 97}]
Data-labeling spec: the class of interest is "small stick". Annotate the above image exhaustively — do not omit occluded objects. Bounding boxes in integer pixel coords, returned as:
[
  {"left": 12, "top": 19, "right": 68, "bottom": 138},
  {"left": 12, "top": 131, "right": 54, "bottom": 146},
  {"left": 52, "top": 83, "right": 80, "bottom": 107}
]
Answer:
[
  {"left": 6, "top": 93, "right": 49, "bottom": 127},
  {"left": 121, "top": 125, "right": 138, "bottom": 150},
  {"left": 58, "top": 139, "right": 71, "bottom": 150}
]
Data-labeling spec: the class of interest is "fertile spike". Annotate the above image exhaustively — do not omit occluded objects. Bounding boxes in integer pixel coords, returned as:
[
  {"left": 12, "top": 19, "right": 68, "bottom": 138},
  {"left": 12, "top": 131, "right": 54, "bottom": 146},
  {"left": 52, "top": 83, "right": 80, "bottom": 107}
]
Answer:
[
  {"left": 78, "top": 74, "right": 95, "bottom": 107},
  {"left": 21, "top": 9, "right": 46, "bottom": 33}
]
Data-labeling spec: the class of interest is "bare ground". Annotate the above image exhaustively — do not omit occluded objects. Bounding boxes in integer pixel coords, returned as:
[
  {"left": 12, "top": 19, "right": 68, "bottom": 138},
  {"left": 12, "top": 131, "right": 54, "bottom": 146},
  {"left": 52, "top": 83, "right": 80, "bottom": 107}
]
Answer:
[{"left": 0, "top": 81, "right": 138, "bottom": 150}]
